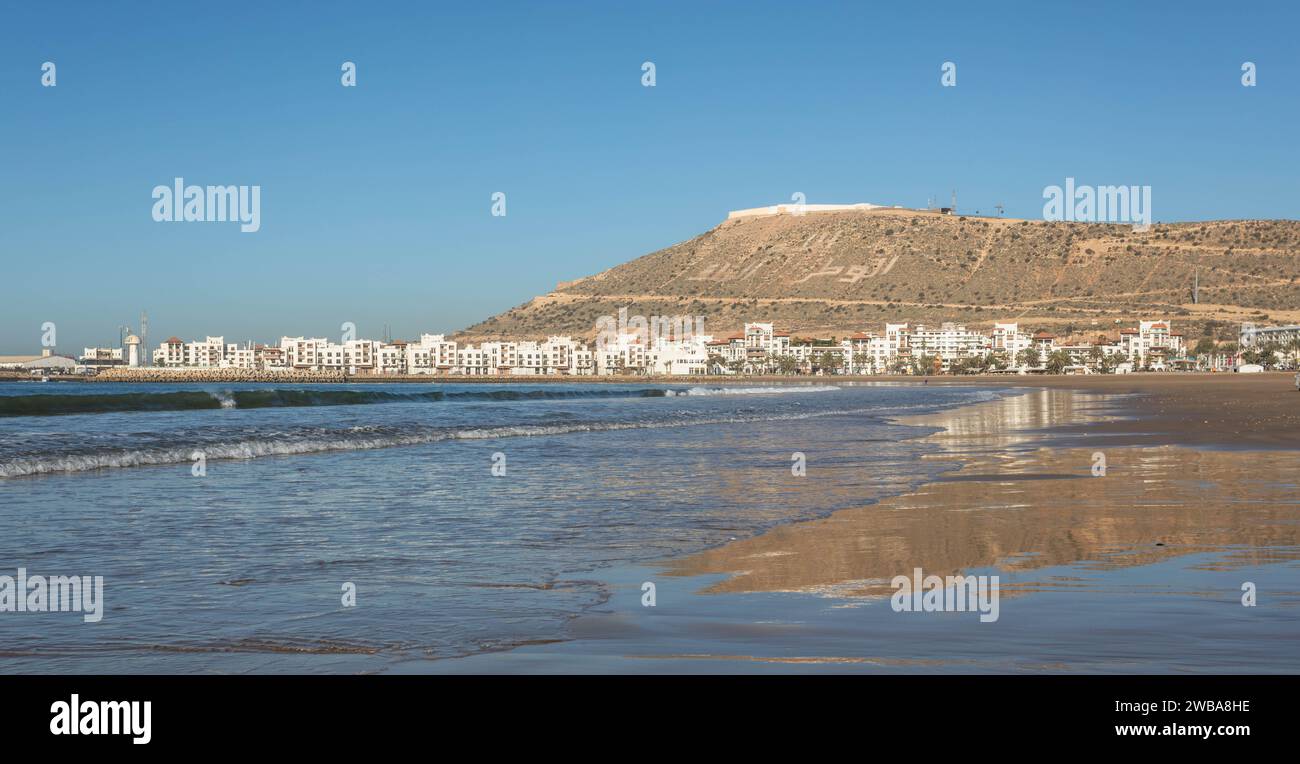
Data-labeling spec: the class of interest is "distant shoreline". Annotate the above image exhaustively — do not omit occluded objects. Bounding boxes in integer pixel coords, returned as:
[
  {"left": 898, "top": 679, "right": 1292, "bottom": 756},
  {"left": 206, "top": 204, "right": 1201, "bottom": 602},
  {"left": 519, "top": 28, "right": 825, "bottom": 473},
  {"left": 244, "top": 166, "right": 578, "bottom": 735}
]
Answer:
[{"left": 3, "top": 369, "right": 1292, "bottom": 386}]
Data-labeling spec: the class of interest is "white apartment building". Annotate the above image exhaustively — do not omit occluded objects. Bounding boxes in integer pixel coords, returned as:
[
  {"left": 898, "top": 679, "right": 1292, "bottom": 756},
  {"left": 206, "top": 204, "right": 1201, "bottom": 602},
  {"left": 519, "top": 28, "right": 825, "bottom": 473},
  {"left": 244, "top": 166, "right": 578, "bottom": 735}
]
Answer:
[
  {"left": 908, "top": 322, "right": 988, "bottom": 371},
  {"left": 152, "top": 336, "right": 226, "bottom": 367},
  {"left": 872, "top": 323, "right": 912, "bottom": 373},
  {"left": 1030, "top": 331, "right": 1057, "bottom": 365},
  {"left": 990, "top": 323, "right": 1032, "bottom": 358},
  {"left": 650, "top": 337, "right": 711, "bottom": 375},
  {"left": 597, "top": 332, "right": 651, "bottom": 375},
  {"left": 1119, "top": 320, "right": 1185, "bottom": 368},
  {"left": 743, "top": 323, "right": 792, "bottom": 356},
  {"left": 222, "top": 344, "right": 256, "bottom": 369},
  {"left": 377, "top": 340, "right": 407, "bottom": 374}
]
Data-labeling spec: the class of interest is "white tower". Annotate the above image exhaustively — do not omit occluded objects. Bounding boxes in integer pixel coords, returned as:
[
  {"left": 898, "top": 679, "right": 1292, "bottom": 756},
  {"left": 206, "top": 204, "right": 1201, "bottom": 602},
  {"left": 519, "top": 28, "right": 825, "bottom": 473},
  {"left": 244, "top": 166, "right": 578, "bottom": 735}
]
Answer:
[{"left": 124, "top": 333, "right": 142, "bottom": 367}]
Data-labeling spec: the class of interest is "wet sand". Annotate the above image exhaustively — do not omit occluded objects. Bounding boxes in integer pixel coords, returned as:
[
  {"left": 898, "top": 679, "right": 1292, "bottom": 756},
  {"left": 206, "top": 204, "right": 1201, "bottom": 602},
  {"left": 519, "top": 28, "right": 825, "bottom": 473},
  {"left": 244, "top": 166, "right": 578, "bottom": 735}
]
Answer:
[
  {"left": 927, "top": 372, "right": 1300, "bottom": 450},
  {"left": 665, "top": 386, "right": 1300, "bottom": 597},
  {"left": 431, "top": 375, "right": 1300, "bottom": 672}
]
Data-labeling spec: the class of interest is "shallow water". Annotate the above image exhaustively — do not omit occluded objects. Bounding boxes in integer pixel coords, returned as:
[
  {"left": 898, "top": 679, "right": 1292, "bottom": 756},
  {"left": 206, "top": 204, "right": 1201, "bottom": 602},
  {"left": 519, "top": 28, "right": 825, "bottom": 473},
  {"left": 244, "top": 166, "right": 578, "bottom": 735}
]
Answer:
[{"left": 0, "top": 380, "right": 1000, "bottom": 672}]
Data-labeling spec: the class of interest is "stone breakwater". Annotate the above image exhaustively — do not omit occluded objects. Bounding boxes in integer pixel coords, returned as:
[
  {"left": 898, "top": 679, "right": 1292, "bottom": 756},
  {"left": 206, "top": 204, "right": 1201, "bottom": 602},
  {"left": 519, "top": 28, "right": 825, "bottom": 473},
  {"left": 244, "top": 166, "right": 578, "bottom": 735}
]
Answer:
[
  {"left": 87, "top": 368, "right": 641, "bottom": 384},
  {"left": 94, "top": 367, "right": 350, "bottom": 383},
  {"left": 78, "top": 368, "right": 815, "bottom": 384}
]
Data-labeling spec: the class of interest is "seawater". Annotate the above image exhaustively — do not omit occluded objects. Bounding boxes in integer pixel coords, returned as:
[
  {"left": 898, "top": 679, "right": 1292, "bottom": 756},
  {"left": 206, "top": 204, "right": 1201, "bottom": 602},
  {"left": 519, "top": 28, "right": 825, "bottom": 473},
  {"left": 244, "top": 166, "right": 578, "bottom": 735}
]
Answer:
[{"left": 0, "top": 380, "right": 1001, "bottom": 672}]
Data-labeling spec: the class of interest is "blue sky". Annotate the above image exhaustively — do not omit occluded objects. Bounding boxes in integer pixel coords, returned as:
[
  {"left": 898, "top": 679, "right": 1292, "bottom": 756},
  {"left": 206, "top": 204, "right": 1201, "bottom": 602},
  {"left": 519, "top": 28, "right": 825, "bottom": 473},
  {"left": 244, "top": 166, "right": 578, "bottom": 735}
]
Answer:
[{"left": 2, "top": 1, "right": 1297, "bottom": 353}]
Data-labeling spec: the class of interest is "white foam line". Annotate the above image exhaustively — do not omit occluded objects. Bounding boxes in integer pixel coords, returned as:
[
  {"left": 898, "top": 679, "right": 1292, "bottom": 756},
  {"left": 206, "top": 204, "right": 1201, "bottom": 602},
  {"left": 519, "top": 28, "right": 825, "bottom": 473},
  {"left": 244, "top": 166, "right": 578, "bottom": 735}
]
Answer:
[{"left": 0, "top": 405, "right": 870, "bottom": 478}]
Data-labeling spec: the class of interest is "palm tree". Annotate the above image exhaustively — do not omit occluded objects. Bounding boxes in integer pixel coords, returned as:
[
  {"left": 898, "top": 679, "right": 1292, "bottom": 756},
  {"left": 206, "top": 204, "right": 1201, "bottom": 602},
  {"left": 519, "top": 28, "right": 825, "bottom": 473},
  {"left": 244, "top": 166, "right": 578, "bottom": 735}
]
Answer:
[
  {"left": 1286, "top": 338, "right": 1300, "bottom": 369},
  {"left": 1015, "top": 348, "right": 1038, "bottom": 370},
  {"left": 1087, "top": 345, "right": 1104, "bottom": 371},
  {"left": 913, "top": 354, "right": 938, "bottom": 376},
  {"left": 817, "top": 351, "right": 842, "bottom": 376},
  {"left": 1045, "top": 349, "right": 1072, "bottom": 374}
]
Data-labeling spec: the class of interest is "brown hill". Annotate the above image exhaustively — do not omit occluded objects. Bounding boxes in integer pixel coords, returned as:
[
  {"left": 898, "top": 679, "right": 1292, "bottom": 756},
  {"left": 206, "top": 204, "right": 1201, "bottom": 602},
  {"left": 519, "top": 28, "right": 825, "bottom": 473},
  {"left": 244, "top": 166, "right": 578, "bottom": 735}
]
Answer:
[{"left": 456, "top": 208, "right": 1300, "bottom": 344}]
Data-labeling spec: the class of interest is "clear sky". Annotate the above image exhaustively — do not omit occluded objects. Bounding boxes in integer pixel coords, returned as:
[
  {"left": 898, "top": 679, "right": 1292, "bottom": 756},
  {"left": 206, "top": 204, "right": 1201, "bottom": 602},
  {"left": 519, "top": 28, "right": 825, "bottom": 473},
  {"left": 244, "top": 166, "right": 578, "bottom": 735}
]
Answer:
[{"left": 2, "top": 1, "right": 1297, "bottom": 353}]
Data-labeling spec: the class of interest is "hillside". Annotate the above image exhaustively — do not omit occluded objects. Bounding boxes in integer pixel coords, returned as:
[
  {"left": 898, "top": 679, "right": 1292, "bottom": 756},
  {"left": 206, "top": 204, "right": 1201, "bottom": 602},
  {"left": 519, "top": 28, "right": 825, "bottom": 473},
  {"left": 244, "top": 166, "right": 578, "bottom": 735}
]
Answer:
[{"left": 455, "top": 208, "right": 1300, "bottom": 344}]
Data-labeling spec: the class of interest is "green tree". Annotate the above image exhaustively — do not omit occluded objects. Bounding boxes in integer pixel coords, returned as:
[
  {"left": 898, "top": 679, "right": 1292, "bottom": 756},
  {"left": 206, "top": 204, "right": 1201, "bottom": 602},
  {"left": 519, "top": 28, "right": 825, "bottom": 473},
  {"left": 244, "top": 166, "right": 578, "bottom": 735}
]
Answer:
[
  {"left": 1286, "top": 338, "right": 1300, "bottom": 369},
  {"left": 1045, "top": 349, "right": 1072, "bottom": 374},
  {"left": 817, "top": 351, "right": 842, "bottom": 375},
  {"left": 913, "top": 354, "right": 938, "bottom": 376}
]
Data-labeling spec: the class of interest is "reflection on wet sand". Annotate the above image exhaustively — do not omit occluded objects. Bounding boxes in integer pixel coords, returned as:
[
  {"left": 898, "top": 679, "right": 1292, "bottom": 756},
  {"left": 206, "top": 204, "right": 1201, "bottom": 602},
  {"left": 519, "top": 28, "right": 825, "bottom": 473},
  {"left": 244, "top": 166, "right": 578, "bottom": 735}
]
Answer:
[{"left": 664, "top": 390, "right": 1300, "bottom": 597}]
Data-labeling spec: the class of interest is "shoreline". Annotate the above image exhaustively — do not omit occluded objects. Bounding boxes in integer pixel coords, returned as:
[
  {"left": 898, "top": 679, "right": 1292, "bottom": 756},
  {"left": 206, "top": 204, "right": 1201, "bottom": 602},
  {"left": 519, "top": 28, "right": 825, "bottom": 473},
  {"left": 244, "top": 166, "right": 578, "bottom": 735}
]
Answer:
[
  {"left": 663, "top": 385, "right": 1300, "bottom": 595},
  {"left": 7, "top": 369, "right": 1295, "bottom": 387},
  {"left": 434, "top": 378, "right": 1300, "bottom": 672}
]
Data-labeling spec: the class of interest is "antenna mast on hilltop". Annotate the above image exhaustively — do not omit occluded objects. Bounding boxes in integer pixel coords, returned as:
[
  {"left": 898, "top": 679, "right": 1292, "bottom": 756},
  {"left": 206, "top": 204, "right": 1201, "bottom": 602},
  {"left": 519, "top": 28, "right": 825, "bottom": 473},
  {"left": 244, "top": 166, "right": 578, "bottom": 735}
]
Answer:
[
  {"left": 995, "top": 203, "right": 1005, "bottom": 217},
  {"left": 140, "top": 311, "right": 149, "bottom": 366},
  {"left": 951, "top": 190, "right": 957, "bottom": 215}
]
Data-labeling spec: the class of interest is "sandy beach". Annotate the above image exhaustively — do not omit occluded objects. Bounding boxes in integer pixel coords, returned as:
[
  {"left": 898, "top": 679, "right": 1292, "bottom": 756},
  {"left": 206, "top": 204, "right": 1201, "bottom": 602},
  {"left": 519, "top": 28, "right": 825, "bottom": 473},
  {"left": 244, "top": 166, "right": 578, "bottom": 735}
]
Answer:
[
  {"left": 667, "top": 380, "right": 1300, "bottom": 593},
  {"left": 430, "top": 373, "right": 1300, "bottom": 672}
]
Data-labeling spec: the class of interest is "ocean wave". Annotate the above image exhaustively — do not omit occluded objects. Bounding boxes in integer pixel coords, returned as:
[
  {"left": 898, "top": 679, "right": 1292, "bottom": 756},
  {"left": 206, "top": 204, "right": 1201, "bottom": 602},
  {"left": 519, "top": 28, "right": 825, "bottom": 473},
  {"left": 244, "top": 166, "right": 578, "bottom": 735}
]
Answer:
[
  {"left": 668, "top": 385, "right": 840, "bottom": 396},
  {"left": 0, "top": 387, "right": 677, "bottom": 417},
  {"left": 0, "top": 383, "right": 843, "bottom": 417},
  {"left": 0, "top": 405, "right": 881, "bottom": 479}
]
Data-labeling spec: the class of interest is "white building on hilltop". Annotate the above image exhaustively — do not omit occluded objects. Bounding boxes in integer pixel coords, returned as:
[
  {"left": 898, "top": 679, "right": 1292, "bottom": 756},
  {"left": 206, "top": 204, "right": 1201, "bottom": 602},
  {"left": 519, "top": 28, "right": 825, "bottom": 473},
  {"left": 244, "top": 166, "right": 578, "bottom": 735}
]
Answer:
[{"left": 727, "top": 202, "right": 890, "bottom": 220}]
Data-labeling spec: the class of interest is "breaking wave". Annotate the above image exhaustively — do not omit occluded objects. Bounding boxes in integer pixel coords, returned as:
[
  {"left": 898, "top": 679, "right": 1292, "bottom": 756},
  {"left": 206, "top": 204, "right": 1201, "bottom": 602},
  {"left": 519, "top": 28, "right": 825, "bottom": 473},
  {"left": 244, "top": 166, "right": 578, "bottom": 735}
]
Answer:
[
  {"left": 0, "top": 403, "right": 877, "bottom": 479},
  {"left": 668, "top": 385, "right": 840, "bottom": 396},
  {"left": 0, "top": 384, "right": 837, "bottom": 417}
]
